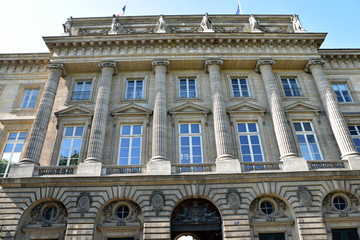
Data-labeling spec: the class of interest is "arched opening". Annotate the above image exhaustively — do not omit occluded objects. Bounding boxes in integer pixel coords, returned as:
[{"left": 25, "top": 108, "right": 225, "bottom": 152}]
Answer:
[{"left": 171, "top": 198, "right": 222, "bottom": 240}]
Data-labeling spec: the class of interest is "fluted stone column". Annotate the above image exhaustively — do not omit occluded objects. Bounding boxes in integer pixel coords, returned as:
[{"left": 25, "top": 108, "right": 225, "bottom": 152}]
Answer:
[
  {"left": 306, "top": 59, "right": 360, "bottom": 161},
  {"left": 206, "top": 60, "right": 240, "bottom": 173},
  {"left": 147, "top": 60, "right": 171, "bottom": 175},
  {"left": 21, "top": 63, "right": 64, "bottom": 165},
  {"left": 256, "top": 59, "right": 298, "bottom": 160},
  {"left": 85, "top": 62, "right": 116, "bottom": 163}
]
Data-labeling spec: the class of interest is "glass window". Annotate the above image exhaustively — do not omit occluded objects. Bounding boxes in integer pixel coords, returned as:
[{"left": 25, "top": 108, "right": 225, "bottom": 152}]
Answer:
[
  {"left": 179, "top": 78, "right": 197, "bottom": 98},
  {"left": 179, "top": 123, "right": 203, "bottom": 164},
  {"left": 237, "top": 123, "right": 264, "bottom": 162},
  {"left": 118, "top": 125, "right": 142, "bottom": 165},
  {"left": 281, "top": 78, "right": 302, "bottom": 96},
  {"left": 260, "top": 201, "right": 275, "bottom": 215},
  {"left": 333, "top": 196, "right": 347, "bottom": 211},
  {"left": 294, "top": 122, "right": 322, "bottom": 160},
  {"left": 20, "top": 89, "right": 39, "bottom": 108},
  {"left": 231, "top": 78, "right": 250, "bottom": 97},
  {"left": 72, "top": 81, "right": 91, "bottom": 100},
  {"left": 57, "top": 126, "right": 84, "bottom": 166},
  {"left": 115, "top": 205, "right": 130, "bottom": 219},
  {"left": 332, "top": 84, "right": 353, "bottom": 102},
  {"left": 1, "top": 131, "right": 27, "bottom": 178},
  {"left": 348, "top": 125, "right": 360, "bottom": 152},
  {"left": 125, "top": 80, "right": 144, "bottom": 99}
]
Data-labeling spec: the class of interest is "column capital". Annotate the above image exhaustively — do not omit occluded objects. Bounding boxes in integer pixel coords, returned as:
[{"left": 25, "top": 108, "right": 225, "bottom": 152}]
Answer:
[
  {"left": 98, "top": 61, "right": 116, "bottom": 69},
  {"left": 205, "top": 59, "right": 223, "bottom": 67},
  {"left": 47, "top": 63, "right": 64, "bottom": 69},
  {"left": 152, "top": 60, "right": 170, "bottom": 67},
  {"left": 255, "top": 59, "right": 275, "bottom": 72},
  {"left": 304, "top": 59, "right": 326, "bottom": 73}
]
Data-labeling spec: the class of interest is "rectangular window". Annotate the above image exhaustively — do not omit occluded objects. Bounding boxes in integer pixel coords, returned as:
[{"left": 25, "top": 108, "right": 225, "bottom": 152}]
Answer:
[
  {"left": 179, "top": 78, "right": 197, "bottom": 98},
  {"left": 119, "top": 125, "right": 142, "bottom": 165},
  {"left": 57, "top": 126, "right": 84, "bottom": 166},
  {"left": 348, "top": 125, "right": 360, "bottom": 152},
  {"left": 179, "top": 124, "right": 203, "bottom": 164},
  {"left": 231, "top": 78, "right": 250, "bottom": 97},
  {"left": 332, "top": 84, "right": 353, "bottom": 102},
  {"left": 125, "top": 80, "right": 144, "bottom": 99},
  {"left": 72, "top": 81, "right": 91, "bottom": 100},
  {"left": 20, "top": 89, "right": 39, "bottom": 108},
  {"left": 237, "top": 123, "right": 264, "bottom": 162},
  {"left": 294, "top": 122, "right": 322, "bottom": 160},
  {"left": 1, "top": 132, "right": 27, "bottom": 177},
  {"left": 281, "top": 78, "right": 302, "bottom": 96}
]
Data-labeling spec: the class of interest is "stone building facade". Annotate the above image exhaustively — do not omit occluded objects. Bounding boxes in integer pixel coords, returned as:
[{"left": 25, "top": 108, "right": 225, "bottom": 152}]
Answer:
[{"left": 1, "top": 14, "right": 360, "bottom": 240}]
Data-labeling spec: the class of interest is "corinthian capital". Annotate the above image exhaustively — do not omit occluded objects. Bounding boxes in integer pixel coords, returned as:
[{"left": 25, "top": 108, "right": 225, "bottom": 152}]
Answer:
[
  {"left": 98, "top": 61, "right": 116, "bottom": 68},
  {"left": 205, "top": 59, "right": 223, "bottom": 67},
  {"left": 152, "top": 60, "right": 170, "bottom": 67},
  {"left": 304, "top": 59, "right": 326, "bottom": 72},
  {"left": 255, "top": 59, "right": 275, "bottom": 72}
]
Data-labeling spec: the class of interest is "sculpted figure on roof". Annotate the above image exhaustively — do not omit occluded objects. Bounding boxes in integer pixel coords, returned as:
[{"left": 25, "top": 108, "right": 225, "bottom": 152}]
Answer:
[
  {"left": 62, "top": 16, "right": 73, "bottom": 35},
  {"left": 249, "top": 14, "right": 261, "bottom": 32},
  {"left": 109, "top": 14, "right": 124, "bottom": 34},
  {"left": 155, "top": 14, "right": 168, "bottom": 33},
  {"left": 200, "top": 13, "right": 214, "bottom": 32},
  {"left": 291, "top": 14, "right": 306, "bottom": 33}
]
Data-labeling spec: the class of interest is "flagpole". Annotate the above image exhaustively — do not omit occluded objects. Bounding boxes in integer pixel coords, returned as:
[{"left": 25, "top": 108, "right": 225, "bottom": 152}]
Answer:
[{"left": 238, "top": 0, "right": 243, "bottom": 14}]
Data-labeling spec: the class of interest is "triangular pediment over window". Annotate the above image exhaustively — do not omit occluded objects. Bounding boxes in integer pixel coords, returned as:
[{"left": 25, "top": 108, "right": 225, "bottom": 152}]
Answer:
[
  {"left": 111, "top": 103, "right": 152, "bottom": 116},
  {"left": 168, "top": 103, "right": 211, "bottom": 115},
  {"left": 227, "top": 101, "right": 267, "bottom": 114},
  {"left": 284, "top": 101, "right": 320, "bottom": 114},
  {"left": 54, "top": 105, "right": 93, "bottom": 118}
]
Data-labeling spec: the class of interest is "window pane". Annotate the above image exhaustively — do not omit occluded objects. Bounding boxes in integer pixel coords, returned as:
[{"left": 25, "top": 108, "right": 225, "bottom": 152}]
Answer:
[
  {"left": 4, "top": 144, "right": 14, "bottom": 152},
  {"left": 10, "top": 153, "right": 20, "bottom": 163},
  {"left": 72, "top": 139, "right": 82, "bottom": 149},
  {"left": 62, "top": 139, "right": 72, "bottom": 149},
  {"left": 303, "top": 122, "right": 312, "bottom": 131},
  {"left": 18, "top": 132, "right": 27, "bottom": 140},
  {"left": 239, "top": 136, "right": 249, "bottom": 144},
  {"left": 131, "top": 147, "right": 141, "bottom": 157},
  {"left": 74, "top": 127, "right": 84, "bottom": 136},
  {"left": 132, "top": 125, "right": 142, "bottom": 135},
  {"left": 120, "top": 138, "right": 130, "bottom": 148},
  {"left": 122, "top": 126, "right": 131, "bottom": 135},
  {"left": 8, "top": 133, "right": 17, "bottom": 141},
  {"left": 192, "top": 136, "right": 201, "bottom": 145},
  {"left": 248, "top": 123, "right": 257, "bottom": 132},
  {"left": 181, "top": 137, "right": 189, "bottom": 145},
  {"left": 293, "top": 123, "right": 302, "bottom": 131},
  {"left": 132, "top": 138, "right": 141, "bottom": 147},
  {"left": 65, "top": 127, "right": 74, "bottom": 136},
  {"left": 191, "top": 124, "right": 200, "bottom": 133},
  {"left": 180, "top": 124, "right": 189, "bottom": 134},
  {"left": 14, "top": 143, "right": 24, "bottom": 152},
  {"left": 237, "top": 123, "right": 246, "bottom": 133}
]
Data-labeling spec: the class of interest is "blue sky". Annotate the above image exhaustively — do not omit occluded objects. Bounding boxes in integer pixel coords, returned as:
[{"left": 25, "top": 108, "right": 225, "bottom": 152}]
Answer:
[{"left": 0, "top": 0, "right": 359, "bottom": 53}]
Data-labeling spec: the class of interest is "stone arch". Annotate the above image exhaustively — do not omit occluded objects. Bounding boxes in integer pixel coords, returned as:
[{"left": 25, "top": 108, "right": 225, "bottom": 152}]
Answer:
[
  {"left": 248, "top": 193, "right": 296, "bottom": 240},
  {"left": 171, "top": 197, "right": 222, "bottom": 240},
  {"left": 321, "top": 190, "right": 360, "bottom": 239},
  {"left": 15, "top": 198, "right": 68, "bottom": 240},
  {"left": 94, "top": 197, "right": 144, "bottom": 240}
]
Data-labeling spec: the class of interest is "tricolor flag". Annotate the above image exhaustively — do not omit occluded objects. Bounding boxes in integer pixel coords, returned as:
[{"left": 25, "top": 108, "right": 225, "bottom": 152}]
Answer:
[
  {"left": 236, "top": 0, "right": 243, "bottom": 15},
  {"left": 118, "top": 2, "right": 127, "bottom": 16}
]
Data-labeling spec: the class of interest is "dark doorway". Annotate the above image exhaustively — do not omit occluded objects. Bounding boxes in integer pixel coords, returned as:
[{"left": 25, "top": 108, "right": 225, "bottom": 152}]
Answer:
[
  {"left": 332, "top": 228, "right": 360, "bottom": 240},
  {"left": 171, "top": 199, "right": 222, "bottom": 240},
  {"left": 259, "top": 233, "right": 285, "bottom": 240}
]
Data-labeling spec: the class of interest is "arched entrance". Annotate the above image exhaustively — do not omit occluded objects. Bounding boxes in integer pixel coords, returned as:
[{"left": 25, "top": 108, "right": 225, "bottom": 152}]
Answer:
[{"left": 171, "top": 199, "right": 222, "bottom": 240}]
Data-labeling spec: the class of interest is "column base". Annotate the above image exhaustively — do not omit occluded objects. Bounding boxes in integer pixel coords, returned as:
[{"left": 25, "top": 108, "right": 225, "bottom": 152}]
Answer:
[
  {"left": 346, "top": 156, "right": 360, "bottom": 170},
  {"left": 19, "top": 158, "right": 39, "bottom": 165},
  {"left": 216, "top": 158, "right": 241, "bottom": 173},
  {"left": 84, "top": 157, "right": 103, "bottom": 164},
  {"left": 77, "top": 162, "right": 102, "bottom": 176},
  {"left": 8, "top": 163, "right": 35, "bottom": 178},
  {"left": 146, "top": 159, "right": 171, "bottom": 175},
  {"left": 282, "top": 157, "right": 309, "bottom": 172}
]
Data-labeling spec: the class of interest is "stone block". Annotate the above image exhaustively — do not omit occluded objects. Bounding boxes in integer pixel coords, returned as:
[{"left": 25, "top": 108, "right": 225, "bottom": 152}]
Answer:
[
  {"left": 77, "top": 162, "right": 102, "bottom": 176},
  {"left": 216, "top": 159, "right": 241, "bottom": 173},
  {"left": 146, "top": 160, "right": 171, "bottom": 175},
  {"left": 347, "top": 156, "right": 360, "bottom": 170},
  {"left": 8, "top": 164, "right": 35, "bottom": 178},
  {"left": 282, "top": 157, "right": 309, "bottom": 172}
]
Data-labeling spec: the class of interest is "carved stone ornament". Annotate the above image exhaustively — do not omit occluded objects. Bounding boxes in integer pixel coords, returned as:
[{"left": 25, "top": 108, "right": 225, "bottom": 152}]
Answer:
[
  {"left": 150, "top": 190, "right": 165, "bottom": 216},
  {"left": 255, "top": 59, "right": 275, "bottom": 72},
  {"left": 250, "top": 196, "right": 289, "bottom": 222},
  {"left": 172, "top": 201, "right": 221, "bottom": 224},
  {"left": 47, "top": 63, "right": 64, "bottom": 70},
  {"left": 29, "top": 202, "right": 68, "bottom": 227},
  {"left": 297, "top": 186, "right": 312, "bottom": 209},
  {"left": 102, "top": 201, "right": 141, "bottom": 226},
  {"left": 226, "top": 188, "right": 241, "bottom": 212},
  {"left": 77, "top": 192, "right": 92, "bottom": 217},
  {"left": 205, "top": 59, "right": 223, "bottom": 66},
  {"left": 98, "top": 62, "right": 116, "bottom": 68},
  {"left": 152, "top": 60, "right": 170, "bottom": 67},
  {"left": 322, "top": 192, "right": 360, "bottom": 217},
  {"left": 304, "top": 59, "right": 326, "bottom": 72}
]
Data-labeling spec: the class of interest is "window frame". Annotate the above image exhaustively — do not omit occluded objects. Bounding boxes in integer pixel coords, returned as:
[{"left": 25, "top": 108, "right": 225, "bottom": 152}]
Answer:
[
  {"left": 348, "top": 125, "right": 360, "bottom": 152},
  {"left": 67, "top": 74, "right": 98, "bottom": 105},
  {"left": 178, "top": 123, "right": 204, "bottom": 164},
  {"left": 174, "top": 74, "right": 202, "bottom": 102},
  {"left": 332, "top": 83, "right": 353, "bottom": 103},
  {"left": 178, "top": 78, "right": 198, "bottom": 99},
  {"left": 120, "top": 75, "right": 149, "bottom": 103},
  {"left": 236, "top": 122, "right": 265, "bottom": 162},
  {"left": 12, "top": 84, "right": 43, "bottom": 112},
  {"left": 293, "top": 121, "right": 323, "bottom": 160},
  {"left": 71, "top": 81, "right": 92, "bottom": 101},
  {"left": 118, "top": 124, "right": 143, "bottom": 165},
  {"left": 224, "top": 73, "right": 257, "bottom": 102},
  {"left": 56, "top": 126, "right": 85, "bottom": 166},
  {"left": 125, "top": 79, "right": 145, "bottom": 100},
  {"left": 280, "top": 77, "right": 302, "bottom": 97},
  {"left": 230, "top": 77, "right": 251, "bottom": 98}
]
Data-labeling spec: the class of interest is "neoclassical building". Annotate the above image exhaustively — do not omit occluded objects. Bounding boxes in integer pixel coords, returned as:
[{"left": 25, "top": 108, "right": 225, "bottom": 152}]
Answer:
[{"left": 1, "top": 13, "right": 360, "bottom": 240}]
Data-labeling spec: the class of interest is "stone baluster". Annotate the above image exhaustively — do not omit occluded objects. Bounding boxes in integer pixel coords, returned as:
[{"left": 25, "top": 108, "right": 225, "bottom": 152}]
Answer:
[
  {"left": 306, "top": 59, "right": 360, "bottom": 160},
  {"left": 85, "top": 62, "right": 116, "bottom": 163},
  {"left": 206, "top": 60, "right": 235, "bottom": 161},
  {"left": 20, "top": 64, "right": 64, "bottom": 165},
  {"left": 256, "top": 59, "right": 298, "bottom": 159}
]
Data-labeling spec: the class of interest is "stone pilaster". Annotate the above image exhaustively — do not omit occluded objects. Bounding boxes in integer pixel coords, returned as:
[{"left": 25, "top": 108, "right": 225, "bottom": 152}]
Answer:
[
  {"left": 206, "top": 60, "right": 235, "bottom": 161},
  {"left": 306, "top": 59, "right": 360, "bottom": 159},
  {"left": 147, "top": 60, "right": 171, "bottom": 175},
  {"left": 256, "top": 59, "right": 298, "bottom": 159},
  {"left": 85, "top": 62, "right": 116, "bottom": 164},
  {"left": 20, "top": 64, "right": 64, "bottom": 165}
]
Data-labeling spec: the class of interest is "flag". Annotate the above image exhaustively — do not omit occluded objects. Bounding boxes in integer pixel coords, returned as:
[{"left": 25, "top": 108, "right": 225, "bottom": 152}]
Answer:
[
  {"left": 118, "top": 2, "right": 127, "bottom": 16},
  {"left": 236, "top": 0, "right": 243, "bottom": 15}
]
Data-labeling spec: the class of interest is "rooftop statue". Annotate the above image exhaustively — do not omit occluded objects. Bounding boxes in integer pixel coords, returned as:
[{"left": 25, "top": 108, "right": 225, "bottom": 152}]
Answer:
[
  {"left": 249, "top": 14, "right": 261, "bottom": 32},
  {"left": 109, "top": 14, "right": 124, "bottom": 34},
  {"left": 200, "top": 13, "right": 214, "bottom": 32},
  {"left": 155, "top": 14, "right": 168, "bottom": 33},
  {"left": 62, "top": 16, "right": 73, "bottom": 36},
  {"left": 291, "top": 14, "right": 306, "bottom": 33}
]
